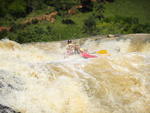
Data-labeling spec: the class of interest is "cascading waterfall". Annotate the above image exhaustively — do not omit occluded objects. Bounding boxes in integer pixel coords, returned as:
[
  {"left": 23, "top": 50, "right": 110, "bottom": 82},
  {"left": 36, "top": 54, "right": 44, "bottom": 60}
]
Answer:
[{"left": 0, "top": 34, "right": 150, "bottom": 113}]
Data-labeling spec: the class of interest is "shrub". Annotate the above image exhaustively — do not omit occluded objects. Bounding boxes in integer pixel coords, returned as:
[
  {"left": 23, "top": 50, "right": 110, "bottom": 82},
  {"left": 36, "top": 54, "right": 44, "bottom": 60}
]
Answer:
[
  {"left": 12, "top": 25, "right": 54, "bottom": 43},
  {"left": 34, "top": 26, "right": 46, "bottom": 34},
  {"left": 8, "top": 0, "right": 26, "bottom": 17},
  {"left": 98, "top": 16, "right": 150, "bottom": 34},
  {"left": 62, "top": 19, "right": 75, "bottom": 24},
  {"left": 31, "top": 19, "right": 39, "bottom": 24},
  {"left": 83, "top": 15, "right": 97, "bottom": 35},
  {"left": 0, "top": 30, "right": 8, "bottom": 40},
  {"left": 46, "top": 26, "right": 52, "bottom": 32},
  {"left": 92, "top": 2, "right": 104, "bottom": 20},
  {"left": 10, "top": 23, "right": 26, "bottom": 32}
]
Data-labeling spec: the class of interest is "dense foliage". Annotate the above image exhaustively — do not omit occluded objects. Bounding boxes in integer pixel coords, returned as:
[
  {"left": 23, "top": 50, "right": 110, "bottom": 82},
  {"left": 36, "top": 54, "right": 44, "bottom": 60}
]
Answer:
[{"left": 0, "top": 0, "right": 150, "bottom": 43}]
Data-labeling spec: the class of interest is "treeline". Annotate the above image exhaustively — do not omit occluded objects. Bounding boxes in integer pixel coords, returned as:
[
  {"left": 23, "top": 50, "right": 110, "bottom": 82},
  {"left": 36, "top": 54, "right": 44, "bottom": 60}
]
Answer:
[
  {"left": 0, "top": 0, "right": 114, "bottom": 18},
  {"left": 0, "top": 0, "right": 150, "bottom": 43}
]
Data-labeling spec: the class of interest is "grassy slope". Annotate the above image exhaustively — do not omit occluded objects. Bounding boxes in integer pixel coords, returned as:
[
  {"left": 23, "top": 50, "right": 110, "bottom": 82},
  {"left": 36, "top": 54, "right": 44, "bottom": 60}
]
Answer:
[
  {"left": 104, "top": 0, "right": 150, "bottom": 24},
  {"left": 44, "top": 12, "right": 92, "bottom": 40},
  {"left": 12, "top": 12, "right": 92, "bottom": 42},
  {"left": 1, "top": 0, "right": 150, "bottom": 42}
]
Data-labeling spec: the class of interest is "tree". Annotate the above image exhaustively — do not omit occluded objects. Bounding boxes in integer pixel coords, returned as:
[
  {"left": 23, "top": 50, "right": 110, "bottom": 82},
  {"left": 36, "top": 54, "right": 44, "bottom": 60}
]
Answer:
[
  {"left": 83, "top": 15, "right": 97, "bottom": 35},
  {"left": 47, "top": 0, "right": 79, "bottom": 11},
  {"left": 0, "top": 0, "right": 7, "bottom": 17},
  {"left": 92, "top": 1, "right": 104, "bottom": 19},
  {"left": 80, "top": 0, "right": 93, "bottom": 12},
  {"left": 0, "top": 0, "right": 27, "bottom": 17},
  {"left": 25, "top": 0, "right": 46, "bottom": 13},
  {"left": 8, "top": 0, "right": 27, "bottom": 17}
]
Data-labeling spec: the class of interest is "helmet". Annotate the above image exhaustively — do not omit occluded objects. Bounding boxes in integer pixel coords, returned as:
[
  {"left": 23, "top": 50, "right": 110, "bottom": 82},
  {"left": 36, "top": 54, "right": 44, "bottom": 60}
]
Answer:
[{"left": 67, "top": 40, "right": 72, "bottom": 44}]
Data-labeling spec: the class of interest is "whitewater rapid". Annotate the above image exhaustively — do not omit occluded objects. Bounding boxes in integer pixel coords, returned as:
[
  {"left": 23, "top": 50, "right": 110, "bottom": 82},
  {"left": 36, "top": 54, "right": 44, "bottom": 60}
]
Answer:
[{"left": 0, "top": 34, "right": 150, "bottom": 113}]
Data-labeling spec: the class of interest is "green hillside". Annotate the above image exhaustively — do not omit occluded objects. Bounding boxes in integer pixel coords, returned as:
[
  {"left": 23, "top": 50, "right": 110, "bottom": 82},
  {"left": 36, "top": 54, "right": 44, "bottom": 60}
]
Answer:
[
  {"left": 0, "top": 0, "right": 150, "bottom": 43},
  {"left": 104, "top": 0, "right": 150, "bottom": 24}
]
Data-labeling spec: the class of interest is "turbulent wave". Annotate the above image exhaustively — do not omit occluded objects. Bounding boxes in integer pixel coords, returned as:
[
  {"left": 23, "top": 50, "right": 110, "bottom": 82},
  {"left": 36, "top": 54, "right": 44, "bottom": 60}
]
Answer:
[{"left": 0, "top": 34, "right": 150, "bottom": 113}]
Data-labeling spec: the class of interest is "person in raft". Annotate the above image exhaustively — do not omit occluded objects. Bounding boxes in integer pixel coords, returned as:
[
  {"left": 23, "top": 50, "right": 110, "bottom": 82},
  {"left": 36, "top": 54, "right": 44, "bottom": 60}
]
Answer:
[
  {"left": 66, "top": 40, "right": 75, "bottom": 56},
  {"left": 74, "top": 43, "right": 80, "bottom": 54},
  {"left": 66, "top": 40, "right": 81, "bottom": 56},
  {"left": 65, "top": 40, "right": 97, "bottom": 58}
]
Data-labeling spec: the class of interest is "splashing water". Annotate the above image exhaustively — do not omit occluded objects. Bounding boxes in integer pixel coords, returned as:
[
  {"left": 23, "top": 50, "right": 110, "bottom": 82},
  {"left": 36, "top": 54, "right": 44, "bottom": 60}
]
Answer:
[{"left": 0, "top": 34, "right": 150, "bottom": 113}]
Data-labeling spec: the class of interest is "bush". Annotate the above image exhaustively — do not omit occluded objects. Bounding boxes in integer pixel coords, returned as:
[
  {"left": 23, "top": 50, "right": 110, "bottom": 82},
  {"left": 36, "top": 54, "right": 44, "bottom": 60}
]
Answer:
[
  {"left": 8, "top": 0, "right": 26, "bottom": 17},
  {"left": 16, "top": 30, "right": 41, "bottom": 43},
  {"left": 101, "top": 16, "right": 139, "bottom": 24},
  {"left": 34, "top": 26, "right": 46, "bottom": 34},
  {"left": 46, "top": 26, "right": 52, "bottom": 32},
  {"left": 0, "top": 30, "right": 8, "bottom": 40},
  {"left": 62, "top": 19, "right": 75, "bottom": 24},
  {"left": 98, "top": 16, "right": 150, "bottom": 34},
  {"left": 31, "top": 19, "right": 39, "bottom": 24},
  {"left": 92, "top": 2, "right": 104, "bottom": 20},
  {"left": 10, "top": 23, "right": 26, "bottom": 32},
  {"left": 0, "top": 15, "right": 15, "bottom": 26},
  {"left": 83, "top": 15, "right": 97, "bottom": 35}
]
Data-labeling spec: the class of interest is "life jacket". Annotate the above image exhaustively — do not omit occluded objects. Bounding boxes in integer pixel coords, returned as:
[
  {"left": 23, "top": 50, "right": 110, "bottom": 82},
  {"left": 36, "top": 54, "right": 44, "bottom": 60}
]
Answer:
[{"left": 66, "top": 44, "right": 75, "bottom": 55}]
